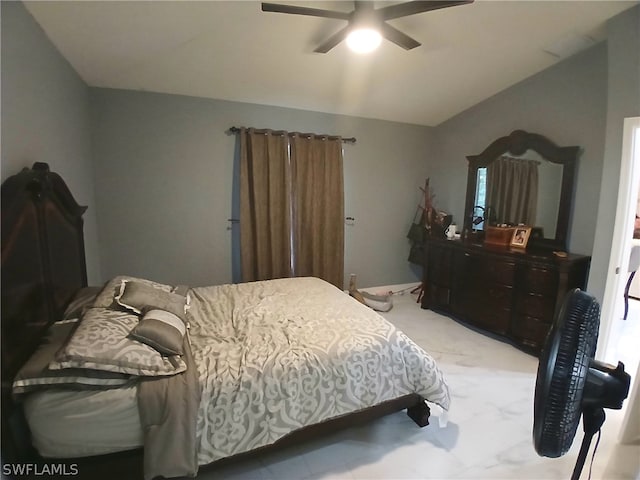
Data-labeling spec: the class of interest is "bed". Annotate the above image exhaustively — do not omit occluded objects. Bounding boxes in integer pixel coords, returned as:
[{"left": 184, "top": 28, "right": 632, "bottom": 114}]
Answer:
[{"left": 1, "top": 163, "right": 450, "bottom": 479}]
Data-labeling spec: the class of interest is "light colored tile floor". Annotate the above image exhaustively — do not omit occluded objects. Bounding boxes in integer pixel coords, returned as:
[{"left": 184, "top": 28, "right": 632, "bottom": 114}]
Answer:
[{"left": 197, "top": 287, "right": 640, "bottom": 480}]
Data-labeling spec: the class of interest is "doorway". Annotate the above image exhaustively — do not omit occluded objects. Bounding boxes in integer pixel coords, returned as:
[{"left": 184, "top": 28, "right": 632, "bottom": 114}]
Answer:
[
  {"left": 598, "top": 117, "right": 640, "bottom": 364},
  {"left": 597, "top": 117, "right": 640, "bottom": 446}
]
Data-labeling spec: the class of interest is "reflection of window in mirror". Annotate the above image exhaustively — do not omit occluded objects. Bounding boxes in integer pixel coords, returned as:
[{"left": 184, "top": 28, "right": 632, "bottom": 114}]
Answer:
[{"left": 474, "top": 167, "right": 487, "bottom": 229}]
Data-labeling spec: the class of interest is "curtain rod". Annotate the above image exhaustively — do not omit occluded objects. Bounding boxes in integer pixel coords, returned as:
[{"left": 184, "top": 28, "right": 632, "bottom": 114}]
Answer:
[{"left": 228, "top": 126, "right": 356, "bottom": 144}]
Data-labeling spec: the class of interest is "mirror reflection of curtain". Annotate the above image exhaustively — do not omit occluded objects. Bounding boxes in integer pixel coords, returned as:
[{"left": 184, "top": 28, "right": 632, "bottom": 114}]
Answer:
[
  {"left": 486, "top": 156, "right": 539, "bottom": 226},
  {"left": 290, "top": 134, "right": 344, "bottom": 288},
  {"left": 239, "top": 128, "right": 345, "bottom": 288}
]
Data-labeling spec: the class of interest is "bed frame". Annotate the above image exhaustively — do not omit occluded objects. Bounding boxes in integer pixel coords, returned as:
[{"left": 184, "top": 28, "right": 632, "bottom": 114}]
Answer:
[{"left": 1, "top": 163, "right": 431, "bottom": 479}]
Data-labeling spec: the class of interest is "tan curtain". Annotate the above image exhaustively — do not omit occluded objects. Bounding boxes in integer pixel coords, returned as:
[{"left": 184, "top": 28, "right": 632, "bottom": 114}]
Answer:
[
  {"left": 290, "top": 134, "right": 344, "bottom": 288},
  {"left": 239, "top": 128, "right": 293, "bottom": 282},
  {"left": 486, "top": 156, "right": 539, "bottom": 225}
]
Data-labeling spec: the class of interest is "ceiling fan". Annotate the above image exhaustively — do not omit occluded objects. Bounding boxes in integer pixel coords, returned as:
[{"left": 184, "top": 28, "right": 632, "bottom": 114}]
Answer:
[{"left": 261, "top": 0, "right": 474, "bottom": 53}]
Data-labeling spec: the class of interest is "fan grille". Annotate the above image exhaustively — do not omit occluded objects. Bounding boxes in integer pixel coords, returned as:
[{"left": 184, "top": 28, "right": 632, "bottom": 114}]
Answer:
[{"left": 533, "top": 289, "right": 600, "bottom": 457}]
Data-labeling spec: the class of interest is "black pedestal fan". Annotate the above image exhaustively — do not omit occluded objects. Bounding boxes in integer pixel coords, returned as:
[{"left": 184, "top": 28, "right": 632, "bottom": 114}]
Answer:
[{"left": 533, "top": 289, "right": 631, "bottom": 479}]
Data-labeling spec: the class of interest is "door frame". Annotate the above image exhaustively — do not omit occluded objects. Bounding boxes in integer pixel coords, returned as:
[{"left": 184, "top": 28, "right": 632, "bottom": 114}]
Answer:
[{"left": 597, "top": 117, "right": 640, "bottom": 361}]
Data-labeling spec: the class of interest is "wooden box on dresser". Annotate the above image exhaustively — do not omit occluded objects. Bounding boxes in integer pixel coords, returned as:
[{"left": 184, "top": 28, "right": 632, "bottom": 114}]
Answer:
[{"left": 421, "top": 236, "right": 591, "bottom": 355}]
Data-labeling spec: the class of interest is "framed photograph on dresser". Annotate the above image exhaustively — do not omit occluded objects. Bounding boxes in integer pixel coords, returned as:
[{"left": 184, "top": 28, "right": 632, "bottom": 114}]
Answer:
[{"left": 511, "top": 226, "right": 532, "bottom": 248}]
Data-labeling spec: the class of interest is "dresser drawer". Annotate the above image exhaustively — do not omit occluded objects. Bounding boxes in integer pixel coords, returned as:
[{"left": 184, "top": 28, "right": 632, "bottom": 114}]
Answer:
[
  {"left": 511, "top": 315, "right": 552, "bottom": 349},
  {"left": 467, "top": 303, "right": 511, "bottom": 336},
  {"left": 520, "top": 266, "right": 558, "bottom": 295},
  {"left": 467, "top": 283, "right": 514, "bottom": 310},
  {"left": 515, "top": 293, "right": 555, "bottom": 320},
  {"left": 425, "top": 284, "right": 451, "bottom": 309},
  {"left": 427, "top": 245, "right": 453, "bottom": 287},
  {"left": 490, "top": 259, "right": 517, "bottom": 285},
  {"left": 462, "top": 253, "right": 516, "bottom": 285}
]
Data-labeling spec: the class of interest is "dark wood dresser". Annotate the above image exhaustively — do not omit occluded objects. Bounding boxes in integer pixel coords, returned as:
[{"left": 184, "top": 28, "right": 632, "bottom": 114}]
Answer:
[{"left": 420, "top": 237, "right": 591, "bottom": 355}]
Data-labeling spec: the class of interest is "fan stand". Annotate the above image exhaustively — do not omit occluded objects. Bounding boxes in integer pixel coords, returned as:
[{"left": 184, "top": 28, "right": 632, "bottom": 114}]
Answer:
[{"left": 571, "top": 407, "right": 605, "bottom": 480}]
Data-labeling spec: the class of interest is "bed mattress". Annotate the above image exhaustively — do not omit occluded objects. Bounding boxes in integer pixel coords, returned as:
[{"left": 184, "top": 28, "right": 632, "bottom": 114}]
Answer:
[{"left": 24, "top": 386, "right": 142, "bottom": 458}]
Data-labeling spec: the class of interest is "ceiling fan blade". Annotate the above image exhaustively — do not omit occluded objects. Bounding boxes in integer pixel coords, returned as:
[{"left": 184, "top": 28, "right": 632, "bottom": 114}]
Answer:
[
  {"left": 261, "top": 3, "right": 350, "bottom": 20},
  {"left": 314, "top": 26, "right": 351, "bottom": 53},
  {"left": 380, "top": 23, "right": 421, "bottom": 50},
  {"left": 378, "top": 0, "right": 473, "bottom": 21}
]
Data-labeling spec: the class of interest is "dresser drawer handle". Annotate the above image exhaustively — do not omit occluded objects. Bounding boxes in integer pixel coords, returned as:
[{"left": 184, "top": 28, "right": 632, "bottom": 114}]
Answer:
[{"left": 464, "top": 253, "right": 471, "bottom": 257}]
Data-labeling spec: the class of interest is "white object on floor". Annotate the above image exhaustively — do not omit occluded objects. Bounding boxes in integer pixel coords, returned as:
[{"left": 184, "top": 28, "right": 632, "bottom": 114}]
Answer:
[
  {"left": 360, "top": 290, "right": 393, "bottom": 312},
  {"left": 438, "top": 408, "right": 449, "bottom": 428}
]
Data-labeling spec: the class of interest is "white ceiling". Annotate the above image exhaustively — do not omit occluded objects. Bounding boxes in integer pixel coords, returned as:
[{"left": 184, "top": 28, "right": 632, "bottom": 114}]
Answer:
[{"left": 24, "top": 0, "right": 638, "bottom": 126}]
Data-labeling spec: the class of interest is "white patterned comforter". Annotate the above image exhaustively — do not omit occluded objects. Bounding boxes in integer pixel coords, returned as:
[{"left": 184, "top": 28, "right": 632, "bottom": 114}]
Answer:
[{"left": 188, "top": 277, "right": 450, "bottom": 465}]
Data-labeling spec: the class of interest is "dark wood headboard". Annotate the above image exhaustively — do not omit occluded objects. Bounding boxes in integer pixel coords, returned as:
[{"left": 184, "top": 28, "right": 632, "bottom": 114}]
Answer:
[{"left": 1, "top": 162, "right": 88, "bottom": 382}]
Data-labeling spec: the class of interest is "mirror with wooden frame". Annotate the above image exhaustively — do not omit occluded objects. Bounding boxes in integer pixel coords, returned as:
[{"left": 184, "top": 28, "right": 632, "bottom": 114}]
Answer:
[{"left": 464, "top": 130, "right": 579, "bottom": 251}]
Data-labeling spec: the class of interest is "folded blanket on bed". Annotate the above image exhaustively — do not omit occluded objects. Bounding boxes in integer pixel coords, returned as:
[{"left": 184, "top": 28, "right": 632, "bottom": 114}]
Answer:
[{"left": 137, "top": 333, "right": 201, "bottom": 480}]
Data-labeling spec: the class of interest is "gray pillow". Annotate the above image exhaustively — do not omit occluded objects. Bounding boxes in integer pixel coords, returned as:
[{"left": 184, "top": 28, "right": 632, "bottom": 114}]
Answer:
[
  {"left": 129, "top": 309, "right": 186, "bottom": 356},
  {"left": 50, "top": 308, "right": 186, "bottom": 377},
  {"left": 93, "top": 276, "right": 174, "bottom": 309},
  {"left": 13, "top": 320, "right": 131, "bottom": 397},
  {"left": 116, "top": 280, "right": 187, "bottom": 321}
]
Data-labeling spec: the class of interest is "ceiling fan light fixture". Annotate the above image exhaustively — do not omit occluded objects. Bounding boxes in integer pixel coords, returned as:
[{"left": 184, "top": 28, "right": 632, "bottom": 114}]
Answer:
[
  {"left": 262, "top": 1, "right": 474, "bottom": 53},
  {"left": 346, "top": 28, "right": 382, "bottom": 53}
]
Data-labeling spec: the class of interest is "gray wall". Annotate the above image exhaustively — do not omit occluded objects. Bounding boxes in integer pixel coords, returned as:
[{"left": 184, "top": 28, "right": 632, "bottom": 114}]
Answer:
[
  {"left": 5, "top": 1, "right": 637, "bottom": 296},
  {"left": 90, "top": 88, "right": 433, "bottom": 288},
  {"left": 1, "top": 1, "right": 101, "bottom": 284},
  {"left": 431, "top": 42, "right": 609, "bottom": 256},
  {"left": 589, "top": 5, "right": 640, "bottom": 302}
]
